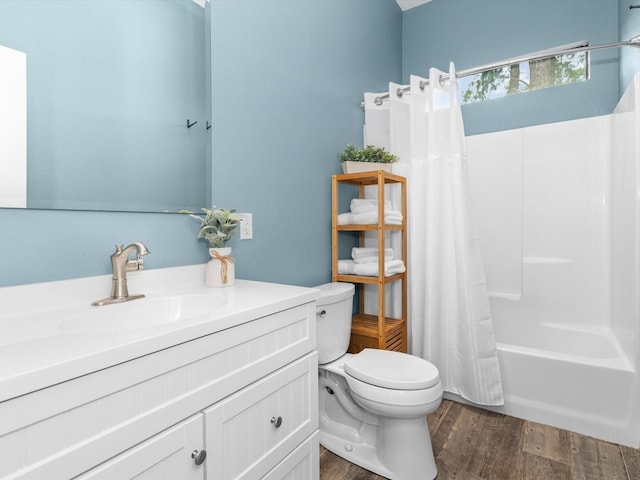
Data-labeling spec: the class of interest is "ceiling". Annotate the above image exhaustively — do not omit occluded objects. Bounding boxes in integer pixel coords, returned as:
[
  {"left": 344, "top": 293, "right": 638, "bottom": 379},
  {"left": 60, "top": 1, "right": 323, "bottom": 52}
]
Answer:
[
  {"left": 194, "top": 0, "right": 430, "bottom": 13},
  {"left": 395, "top": 0, "right": 432, "bottom": 11}
]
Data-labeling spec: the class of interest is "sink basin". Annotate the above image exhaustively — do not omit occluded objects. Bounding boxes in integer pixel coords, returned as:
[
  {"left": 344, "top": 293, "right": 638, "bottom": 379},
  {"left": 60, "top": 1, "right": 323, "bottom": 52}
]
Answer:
[{"left": 59, "top": 294, "right": 227, "bottom": 333}]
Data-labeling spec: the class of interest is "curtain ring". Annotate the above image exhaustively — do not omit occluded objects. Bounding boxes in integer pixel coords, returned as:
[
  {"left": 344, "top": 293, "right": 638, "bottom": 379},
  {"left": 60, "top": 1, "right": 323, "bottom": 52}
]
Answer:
[{"left": 396, "top": 87, "right": 404, "bottom": 98}]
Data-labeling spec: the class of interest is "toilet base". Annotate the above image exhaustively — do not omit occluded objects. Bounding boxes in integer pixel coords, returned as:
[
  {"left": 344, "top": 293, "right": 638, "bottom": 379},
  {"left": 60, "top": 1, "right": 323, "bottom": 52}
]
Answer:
[
  {"left": 320, "top": 427, "right": 393, "bottom": 479},
  {"left": 320, "top": 416, "right": 438, "bottom": 480},
  {"left": 377, "top": 416, "right": 438, "bottom": 480}
]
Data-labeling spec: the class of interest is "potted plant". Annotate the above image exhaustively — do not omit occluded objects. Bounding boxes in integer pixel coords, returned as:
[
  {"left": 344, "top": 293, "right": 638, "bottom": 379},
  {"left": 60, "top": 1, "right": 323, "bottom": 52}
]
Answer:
[
  {"left": 188, "top": 207, "right": 242, "bottom": 287},
  {"left": 338, "top": 144, "right": 399, "bottom": 173}
]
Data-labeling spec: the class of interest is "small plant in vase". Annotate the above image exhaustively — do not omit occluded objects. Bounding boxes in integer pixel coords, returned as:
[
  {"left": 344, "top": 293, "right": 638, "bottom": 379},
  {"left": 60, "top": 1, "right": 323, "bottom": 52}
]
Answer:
[
  {"left": 189, "top": 207, "right": 242, "bottom": 287},
  {"left": 338, "top": 144, "right": 398, "bottom": 173}
]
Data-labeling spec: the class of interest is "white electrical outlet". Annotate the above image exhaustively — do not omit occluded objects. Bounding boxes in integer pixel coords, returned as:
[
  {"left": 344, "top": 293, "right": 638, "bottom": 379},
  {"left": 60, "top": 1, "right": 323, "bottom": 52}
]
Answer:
[{"left": 238, "top": 213, "right": 253, "bottom": 239}]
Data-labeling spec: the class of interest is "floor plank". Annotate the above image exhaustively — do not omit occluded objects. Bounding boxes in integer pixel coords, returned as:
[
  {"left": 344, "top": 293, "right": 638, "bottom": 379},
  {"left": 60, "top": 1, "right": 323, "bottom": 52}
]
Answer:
[
  {"left": 320, "top": 447, "right": 351, "bottom": 480},
  {"left": 518, "top": 451, "right": 572, "bottom": 480},
  {"left": 621, "top": 445, "right": 640, "bottom": 479},
  {"left": 319, "top": 399, "right": 640, "bottom": 480},
  {"left": 439, "top": 403, "right": 490, "bottom": 478},
  {"left": 466, "top": 410, "right": 524, "bottom": 480},
  {"left": 596, "top": 440, "right": 628, "bottom": 480},
  {"left": 523, "top": 421, "right": 572, "bottom": 465}
]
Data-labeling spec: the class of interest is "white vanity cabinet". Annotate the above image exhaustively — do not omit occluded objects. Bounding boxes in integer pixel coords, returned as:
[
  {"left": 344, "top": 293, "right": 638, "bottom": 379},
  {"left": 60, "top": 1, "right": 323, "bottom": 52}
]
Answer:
[
  {"left": 0, "top": 285, "right": 319, "bottom": 480},
  {"left": 74, "top": 354, "right": 319, "bottom": 480}
]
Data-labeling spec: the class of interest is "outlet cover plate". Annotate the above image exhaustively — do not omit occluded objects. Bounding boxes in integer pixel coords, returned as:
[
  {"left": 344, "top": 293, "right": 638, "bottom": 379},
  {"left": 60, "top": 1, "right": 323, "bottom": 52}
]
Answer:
[{"left": 238, "top": 213, "right": 253, "bottom": 239}]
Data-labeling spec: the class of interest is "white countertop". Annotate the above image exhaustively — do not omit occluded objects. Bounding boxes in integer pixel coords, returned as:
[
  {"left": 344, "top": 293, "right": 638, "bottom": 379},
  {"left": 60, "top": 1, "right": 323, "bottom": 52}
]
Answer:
[{"left": 0, "top": 265, "right": 319, "bottom": 402}]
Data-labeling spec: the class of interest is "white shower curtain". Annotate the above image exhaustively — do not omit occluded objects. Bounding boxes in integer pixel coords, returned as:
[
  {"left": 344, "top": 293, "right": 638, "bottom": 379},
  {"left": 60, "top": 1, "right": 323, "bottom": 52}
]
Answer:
[{"left": 364, "top": 64, "right": 504, "bottom": 406}]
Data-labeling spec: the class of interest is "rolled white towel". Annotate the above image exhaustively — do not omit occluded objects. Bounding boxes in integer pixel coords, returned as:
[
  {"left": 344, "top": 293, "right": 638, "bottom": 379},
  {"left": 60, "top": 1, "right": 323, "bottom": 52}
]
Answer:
[
  {"left": 350, "top": 198, "right": 393, "bottom": 214},
  {"left": 337, "top": 259, "right": 406, "bottom": 277},
  {"left": 352, "top": 247, "right": 394, "bottom": 264},
  {"left": 337, "top": 211, "right": 403, "bottom": 225}
]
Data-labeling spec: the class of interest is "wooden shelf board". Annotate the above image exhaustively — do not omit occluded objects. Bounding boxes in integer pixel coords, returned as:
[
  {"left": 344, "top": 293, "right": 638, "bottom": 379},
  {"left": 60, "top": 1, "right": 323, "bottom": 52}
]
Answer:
[
  {"left": 335, "top": 224, "right": 378, "bottom": 231},
  {"left": 334, "top": 171, "right": 405, "bottom": 185},
  {"left": 335, "top": 272, "right": 405, "bottom": 285},
  {"left": 351, "top": 314, "right": 405, "bottom": 337},
  {"left": 335, "top": 224, "right": 404, "bottom": 231},
  {"left": 335, "top": 274, "right": 379, "bottom": 285}
]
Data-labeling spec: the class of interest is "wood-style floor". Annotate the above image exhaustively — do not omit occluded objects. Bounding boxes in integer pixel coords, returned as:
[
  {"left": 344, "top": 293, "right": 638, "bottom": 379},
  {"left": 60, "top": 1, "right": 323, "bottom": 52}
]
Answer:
[{"left": 319, "top": 399, "right": 640, "bottom": 480}]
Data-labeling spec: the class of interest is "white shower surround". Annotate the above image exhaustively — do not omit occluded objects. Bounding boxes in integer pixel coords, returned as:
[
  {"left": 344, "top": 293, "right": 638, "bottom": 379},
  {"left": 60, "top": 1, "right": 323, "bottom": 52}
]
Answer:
[{"left": 465, "top": 75, "right": 640, "bottom": 447}]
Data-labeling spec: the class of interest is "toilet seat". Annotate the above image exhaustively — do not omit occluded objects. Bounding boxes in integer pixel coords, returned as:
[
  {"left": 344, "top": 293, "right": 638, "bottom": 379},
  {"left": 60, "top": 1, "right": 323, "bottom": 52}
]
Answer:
[
  {"left": 344, "top": 349, "right": 440, "bottom": 390},
  {"left": 346, "top": 373, "right": 443, "bottom": 410}
]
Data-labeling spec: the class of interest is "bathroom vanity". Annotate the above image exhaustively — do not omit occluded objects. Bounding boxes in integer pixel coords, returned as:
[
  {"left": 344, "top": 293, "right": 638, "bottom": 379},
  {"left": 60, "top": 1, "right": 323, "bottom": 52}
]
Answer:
[{"left": 0, "top": 266, "right": 319, "bottom": 479}]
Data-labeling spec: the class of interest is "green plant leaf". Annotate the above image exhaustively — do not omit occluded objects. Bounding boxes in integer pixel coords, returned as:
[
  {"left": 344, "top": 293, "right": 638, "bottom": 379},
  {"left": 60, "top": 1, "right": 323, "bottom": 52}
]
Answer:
[
  {"left": 186, "top": 206, "right": 242, "bottom": 248},
  {"left": 337, "top": 144, "right": 398, "bottom": 164}
]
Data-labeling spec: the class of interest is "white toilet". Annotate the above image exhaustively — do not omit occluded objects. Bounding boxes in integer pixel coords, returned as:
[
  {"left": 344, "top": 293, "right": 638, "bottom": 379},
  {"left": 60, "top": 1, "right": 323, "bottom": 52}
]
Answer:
[{"left": 315, "top": 282, "right": 443, "bottom": 480}]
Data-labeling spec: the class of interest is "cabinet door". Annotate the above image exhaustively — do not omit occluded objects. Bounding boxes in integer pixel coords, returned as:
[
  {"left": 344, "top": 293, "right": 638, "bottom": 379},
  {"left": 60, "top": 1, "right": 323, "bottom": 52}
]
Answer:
[
  {"left": 75, "top": 415, "right": 204, "bottom": 480},
  {"left": 204, "top": 353, "right": 318, "bottom": 480},
  {"left": 262, "top": 431, "right": 319, "bottom": 480}
]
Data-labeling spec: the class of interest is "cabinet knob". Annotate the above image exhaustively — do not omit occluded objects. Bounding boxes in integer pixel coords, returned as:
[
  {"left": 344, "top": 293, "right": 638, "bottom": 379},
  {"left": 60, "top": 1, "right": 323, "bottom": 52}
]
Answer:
[
  {"left": 191, "top": 449, "right": 207, "bottom": 466},
  {"left": 270, "top": 416, "right": 283, "bottom": 428},
  {"left": 317, "top": 309, "right": 326, "bottom": 318}
]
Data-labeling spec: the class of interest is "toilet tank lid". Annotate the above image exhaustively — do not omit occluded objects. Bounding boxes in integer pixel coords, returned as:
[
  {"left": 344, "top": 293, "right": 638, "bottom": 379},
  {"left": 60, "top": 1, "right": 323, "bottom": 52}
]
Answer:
[
  {"left": 344, "top": 349, "right": 440, "bottom": 390},
  {"left": 314, "top": 282, "right": 354, "bottom": 306}
]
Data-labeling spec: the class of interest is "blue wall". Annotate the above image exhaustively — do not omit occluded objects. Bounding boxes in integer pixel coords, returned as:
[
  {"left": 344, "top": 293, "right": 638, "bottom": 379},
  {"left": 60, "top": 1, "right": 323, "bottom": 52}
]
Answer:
[
  {"left": 402, "top": 0, "right": 620, "bottom": 135},
  {"left": 0, "top": 0, "right": 401, "bottom": 287},
  {"left": 619, "top": 0, "right": 640, "bottom": 92},
  {"left": 208, "top": 0, "right": 402, "bottom": 287}
]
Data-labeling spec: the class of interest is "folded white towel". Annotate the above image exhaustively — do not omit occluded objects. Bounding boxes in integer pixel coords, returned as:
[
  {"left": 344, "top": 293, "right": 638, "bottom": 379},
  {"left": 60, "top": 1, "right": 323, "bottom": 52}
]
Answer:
[
  {"left": 384, "top": 211, "right": 403, "bottom": 222},
  {"left": 337, "top": 259, "right": 406, "bottom": 277},
  {"left": 350, "top": 198, "right": 393, "bottom": 214},
  {"left": 337, "top": 211, "right": 403, "bottom": 225},
  {"left": 352, "top": 247, "right": 394, "bottom": 264}
]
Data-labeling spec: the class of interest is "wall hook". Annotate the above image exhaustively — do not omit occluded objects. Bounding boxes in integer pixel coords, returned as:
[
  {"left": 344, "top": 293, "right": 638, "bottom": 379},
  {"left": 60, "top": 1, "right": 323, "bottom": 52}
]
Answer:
[
  {"left": 187, "top": 119, "right": 198, "bottom": 128},
  {"left": 206, "top": 121, "right": 212, "bottom": 130}
]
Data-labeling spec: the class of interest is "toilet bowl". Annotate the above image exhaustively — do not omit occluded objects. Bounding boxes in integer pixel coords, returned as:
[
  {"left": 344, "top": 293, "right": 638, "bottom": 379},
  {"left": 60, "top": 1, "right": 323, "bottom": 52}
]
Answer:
[{"left": 315, "top": 282, "right": 443, "bottom": 480}]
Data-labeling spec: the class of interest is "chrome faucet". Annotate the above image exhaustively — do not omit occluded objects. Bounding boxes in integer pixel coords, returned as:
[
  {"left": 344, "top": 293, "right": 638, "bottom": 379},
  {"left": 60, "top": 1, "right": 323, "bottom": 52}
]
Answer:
[{"left": 92, "top": 242, "right": 150, "bottom": 306}]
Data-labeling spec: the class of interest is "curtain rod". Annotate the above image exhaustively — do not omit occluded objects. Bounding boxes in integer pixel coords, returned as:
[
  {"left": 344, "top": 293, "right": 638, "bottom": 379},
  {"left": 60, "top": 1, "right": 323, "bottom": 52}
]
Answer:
[{"left": 370, "top": 36, "right": 640, "bottom": 107}]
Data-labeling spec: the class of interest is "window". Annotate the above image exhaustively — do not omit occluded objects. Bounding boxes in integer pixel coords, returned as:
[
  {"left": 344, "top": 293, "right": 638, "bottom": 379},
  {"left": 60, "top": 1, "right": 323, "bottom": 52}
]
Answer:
[{"left": 459, "top": 47, "right": 589, "bottom": 104}]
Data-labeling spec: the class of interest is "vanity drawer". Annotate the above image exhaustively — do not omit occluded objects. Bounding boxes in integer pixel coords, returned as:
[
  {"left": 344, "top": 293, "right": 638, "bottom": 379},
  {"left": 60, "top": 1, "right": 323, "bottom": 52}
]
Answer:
[
  {"left": 74, "top": 415, "right": 204, "bottom": 480},
  {"left": 0, "top": 303, "right": 316, "bottom": 480},
  {"left": 204, "top": 353, "right": 318, "bottom": 480}
]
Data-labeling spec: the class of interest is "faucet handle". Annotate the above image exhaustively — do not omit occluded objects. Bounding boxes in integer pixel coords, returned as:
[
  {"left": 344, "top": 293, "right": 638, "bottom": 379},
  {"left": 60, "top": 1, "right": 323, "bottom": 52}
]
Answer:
[{"left": 127, "top": 257, "right": 144, "bottom": 271}]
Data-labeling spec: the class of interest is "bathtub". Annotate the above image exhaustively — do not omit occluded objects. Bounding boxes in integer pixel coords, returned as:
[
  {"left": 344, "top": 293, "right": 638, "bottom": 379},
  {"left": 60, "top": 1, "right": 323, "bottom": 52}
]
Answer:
[
  {"left": 464, "top": 77, "right": 640, "bottom": 448},
  {"left": 482, "top": 296, "right": 636, "bottom": 446}
]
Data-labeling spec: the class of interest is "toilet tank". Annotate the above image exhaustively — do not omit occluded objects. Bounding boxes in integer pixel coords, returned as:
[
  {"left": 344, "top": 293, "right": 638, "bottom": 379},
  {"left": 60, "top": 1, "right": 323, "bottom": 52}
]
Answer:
[{"left": 314, "top": 282, "right": 355, "bottom": 365}]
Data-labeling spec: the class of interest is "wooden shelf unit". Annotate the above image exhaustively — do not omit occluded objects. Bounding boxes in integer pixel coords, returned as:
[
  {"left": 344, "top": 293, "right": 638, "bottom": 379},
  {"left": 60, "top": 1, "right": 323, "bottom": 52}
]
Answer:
[{"left": 331, "top": 170, "right": 407, "bottom": 353}]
